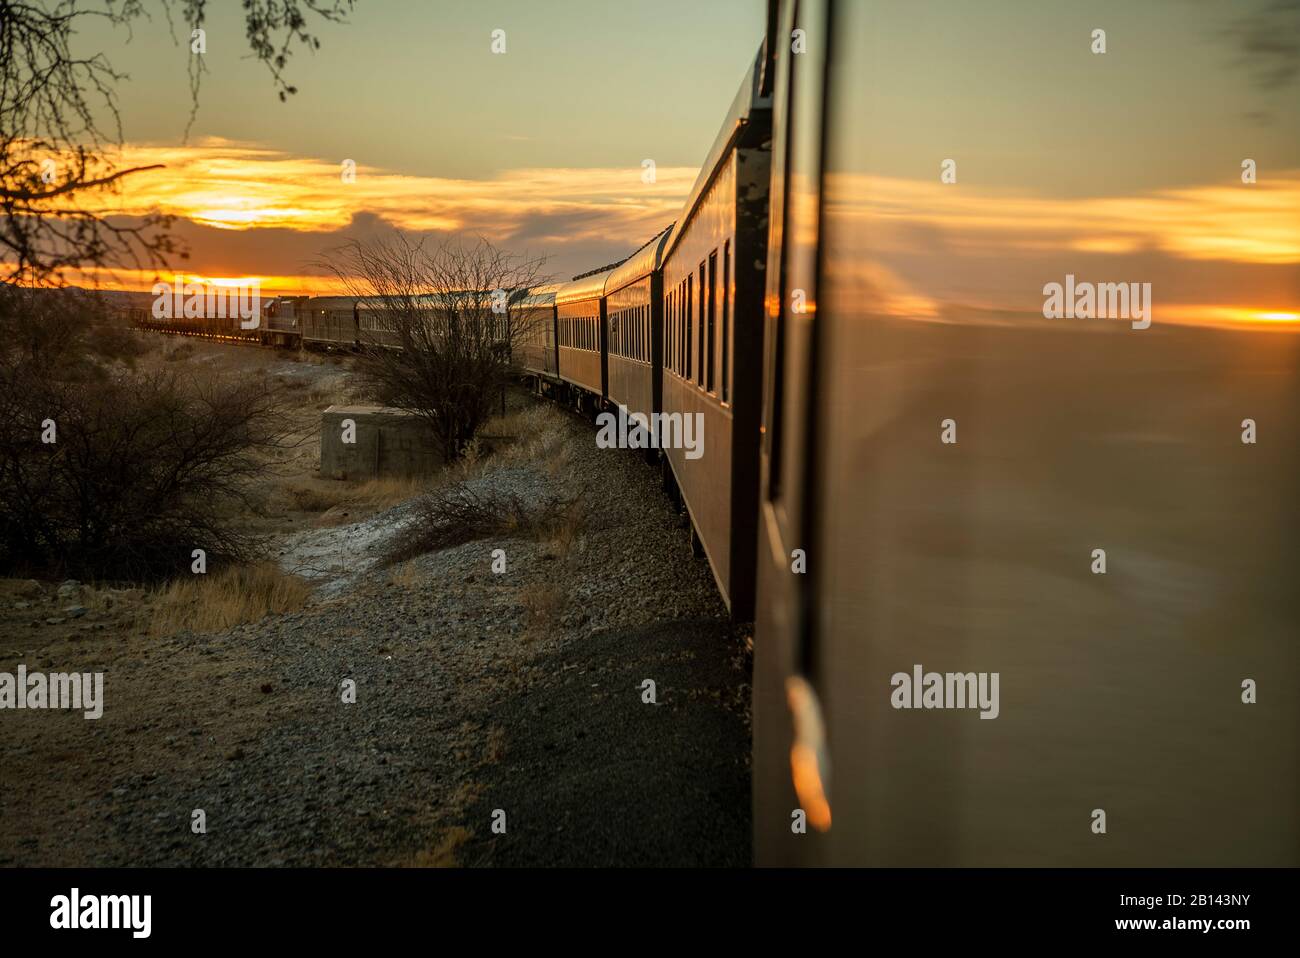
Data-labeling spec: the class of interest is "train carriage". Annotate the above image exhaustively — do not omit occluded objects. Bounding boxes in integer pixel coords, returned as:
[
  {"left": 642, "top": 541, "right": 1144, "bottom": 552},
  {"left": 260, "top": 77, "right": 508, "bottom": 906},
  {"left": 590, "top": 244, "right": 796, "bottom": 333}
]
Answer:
[
  {"left": 658, "top": 45, "right": 772, "bottom": 621},
  {"left": 300, "top": 297, "right": 361, "bottom": 347},
  {"left": 555, "top": 268, "right": 613, "bottom": 412},
  {"left": 604, "top": 227, "right": 672, "bottom": 423}
]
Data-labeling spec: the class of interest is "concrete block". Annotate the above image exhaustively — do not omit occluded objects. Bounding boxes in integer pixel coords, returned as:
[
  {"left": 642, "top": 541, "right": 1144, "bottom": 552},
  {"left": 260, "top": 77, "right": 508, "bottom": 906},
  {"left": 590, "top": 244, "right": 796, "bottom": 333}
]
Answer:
[{"left": 320, "top": 405, "right": 443, "bottom": 480}]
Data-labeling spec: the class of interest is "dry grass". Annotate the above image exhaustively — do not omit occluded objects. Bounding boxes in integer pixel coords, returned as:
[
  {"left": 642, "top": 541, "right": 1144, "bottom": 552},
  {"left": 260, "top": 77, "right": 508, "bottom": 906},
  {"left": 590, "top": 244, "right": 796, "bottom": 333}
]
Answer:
[
  {"left": 386, "top": 560, "right": 422, "bottom": 589},
  {"left": 518, "top": 580, "right": 566, "bottom": 640},
  {"left": 285, "top": 475, "right": 426, "bottom": 513},
  {"left": 410, "top": 826, "right": 473, "bottom": 868},
  {"left": 490, "top": 404, "right": 572, "bottom": 476},
  {"left": 149, "top": 561, "right": 311, "bottom": 636},
  {"left": 308, "top": 376, "right": 350, "bottom": 409},
  {"left": 484, "top": 726, "right": 508, "bottom": 763}
]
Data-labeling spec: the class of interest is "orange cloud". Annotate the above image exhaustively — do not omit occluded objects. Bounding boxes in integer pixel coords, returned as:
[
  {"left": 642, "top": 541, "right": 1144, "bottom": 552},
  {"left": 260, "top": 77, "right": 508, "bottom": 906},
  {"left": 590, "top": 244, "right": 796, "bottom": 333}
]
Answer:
[{"left": 87, "top": 138, "right": 694, "bottom": 243}]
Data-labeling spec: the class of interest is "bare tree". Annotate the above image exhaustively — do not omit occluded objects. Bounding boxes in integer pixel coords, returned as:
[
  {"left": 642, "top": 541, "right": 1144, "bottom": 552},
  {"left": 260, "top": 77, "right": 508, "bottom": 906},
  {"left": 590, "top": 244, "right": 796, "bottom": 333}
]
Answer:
[
  {"left": 0, "top": 0, "right": 355, "bottom": 286},
  {"left": 323, "top": 233, "right": 551, "bottom": 461}
]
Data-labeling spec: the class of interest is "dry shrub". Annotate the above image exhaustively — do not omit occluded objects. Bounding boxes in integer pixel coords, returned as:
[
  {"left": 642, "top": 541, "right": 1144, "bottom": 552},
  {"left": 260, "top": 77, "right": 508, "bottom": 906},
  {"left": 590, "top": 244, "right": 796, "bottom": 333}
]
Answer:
[
  {"left": 382, "top": 481, "right": 575, "bottom": 565},
  {"left": 149, "top": 562, "right": 311, "bottom": 636},
  {"left": 0, "top": 296, "right": 294, "bottom": 581},
  {"left": 541, "top": 499, "right": 587, "bottom": 559},
  {"left": 87, "top": 324, "right": 153, "bottom": 363}
]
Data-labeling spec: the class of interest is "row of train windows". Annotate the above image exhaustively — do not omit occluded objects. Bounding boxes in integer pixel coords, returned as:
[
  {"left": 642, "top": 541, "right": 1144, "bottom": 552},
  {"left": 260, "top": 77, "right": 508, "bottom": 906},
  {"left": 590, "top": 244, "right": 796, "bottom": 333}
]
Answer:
[
  {"left": 665, "top": 240, "right": 731, "bottom": 404},
  {"left": 558, "top": 313, "right": 598, "bottom": 351},
  {"left": 610, "top": 303, "right": 651, "bottom": 364}
]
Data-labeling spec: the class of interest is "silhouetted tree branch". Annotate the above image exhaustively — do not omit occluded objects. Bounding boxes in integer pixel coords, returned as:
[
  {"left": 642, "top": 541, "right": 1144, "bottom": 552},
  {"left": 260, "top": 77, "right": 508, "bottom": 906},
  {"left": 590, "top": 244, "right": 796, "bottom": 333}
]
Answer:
[{"left": 0, "top": 0, "right": 356, "bottom": 286}]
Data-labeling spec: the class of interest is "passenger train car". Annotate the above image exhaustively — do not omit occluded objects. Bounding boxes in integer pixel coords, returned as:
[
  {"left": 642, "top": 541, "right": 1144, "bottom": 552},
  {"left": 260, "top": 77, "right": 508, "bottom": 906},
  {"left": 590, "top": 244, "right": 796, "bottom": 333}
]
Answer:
[
  {"left": 527, "top": 47, "right": 772, "bottom": 620},
  {"left": 657, "top": 50, "right": 770, "bottom": 621},
  {"left": 553, "top": 267, "right": 613, "bottom": 412},
  {"left": 603, "top": 227, "right": 671, "bottom": 427}
]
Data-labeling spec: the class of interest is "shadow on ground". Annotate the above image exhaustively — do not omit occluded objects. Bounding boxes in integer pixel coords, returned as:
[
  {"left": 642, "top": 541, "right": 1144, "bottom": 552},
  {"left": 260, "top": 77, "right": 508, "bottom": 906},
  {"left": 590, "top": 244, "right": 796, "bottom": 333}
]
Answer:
[{"left": 461, "top": 617, "right": 751, "bottom": 867}]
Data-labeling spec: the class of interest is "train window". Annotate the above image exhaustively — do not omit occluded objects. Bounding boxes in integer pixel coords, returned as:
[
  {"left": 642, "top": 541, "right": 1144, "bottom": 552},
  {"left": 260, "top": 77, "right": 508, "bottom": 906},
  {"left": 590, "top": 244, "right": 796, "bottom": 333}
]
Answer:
[
  {"left": 686, "top": 278, "right": 696, "bottom": 371},
  {"left": 670, "top": 291, "right": 681, "bottom": 369},
  {"left": 707, "top": 251, "right": 717, "bottom": 393},
  {"left": 666, "top": 294, "right": 672, "bottom": 371},
  {"left": 669, "top": 293, "right": 675, "bottom": 372},
  {"left": 697, "top": 263, "right": 706, "bottom": 387},
  {"left": 685, "top": 276, "right": 693, "bottom": 381},
  {"left": 722, "top": 240, "right": 731, "bottom": 404},
  {"left": 677, "top": 289, "right": 683, "bottom": 373}
]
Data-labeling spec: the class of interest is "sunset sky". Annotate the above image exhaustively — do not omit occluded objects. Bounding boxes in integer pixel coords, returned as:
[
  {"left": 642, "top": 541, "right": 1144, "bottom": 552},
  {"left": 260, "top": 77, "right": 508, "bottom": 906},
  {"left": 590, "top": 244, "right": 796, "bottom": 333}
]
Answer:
[
  {"left": 64, "top": 0, "right": 1298, "bottom": 329},
  {"left": 75, "top": 0, "right": 766, "bottom": 292}
]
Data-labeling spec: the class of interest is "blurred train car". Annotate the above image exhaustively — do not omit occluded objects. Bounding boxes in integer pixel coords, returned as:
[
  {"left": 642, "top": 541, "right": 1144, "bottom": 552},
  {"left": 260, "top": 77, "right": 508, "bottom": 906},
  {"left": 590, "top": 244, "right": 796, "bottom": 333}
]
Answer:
[
  {"left": 604, "top": 227, "right": 671, "bottom": 423},
  {"left": 754, "top": 0, "right": 1300, "bottom": 867},
  {"left": 658, "top": 44, "right": 772, "bottom": 620},
  {"left": 555, "top": 268, "right": 613, "bottom": 413}
]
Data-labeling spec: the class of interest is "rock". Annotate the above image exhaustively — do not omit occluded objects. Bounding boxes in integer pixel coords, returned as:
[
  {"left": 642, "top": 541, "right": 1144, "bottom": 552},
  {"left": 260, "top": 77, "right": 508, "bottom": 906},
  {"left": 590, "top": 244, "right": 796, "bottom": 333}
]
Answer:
[
  {"left": 63, "top": 605, "right": 89, "bottom": 618},
  {"left": 56, "top": 580, "right": 81, "bottom": 599},
  {"left": 44, "top": 617, "right": 65, "bottom": 626}
]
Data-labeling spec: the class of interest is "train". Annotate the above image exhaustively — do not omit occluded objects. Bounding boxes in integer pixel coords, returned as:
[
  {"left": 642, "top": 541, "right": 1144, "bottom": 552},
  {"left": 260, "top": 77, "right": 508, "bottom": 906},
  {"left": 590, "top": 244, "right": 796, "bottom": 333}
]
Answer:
[{"left": 129, "top": 0, "right": 1299, "bottom": 867}]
